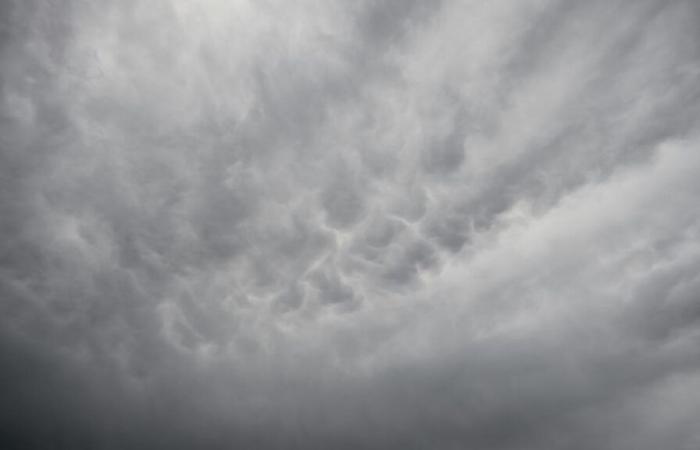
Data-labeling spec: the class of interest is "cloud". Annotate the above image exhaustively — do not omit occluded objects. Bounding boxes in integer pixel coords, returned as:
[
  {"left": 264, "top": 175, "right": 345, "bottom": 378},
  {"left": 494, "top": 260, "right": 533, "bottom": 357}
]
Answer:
[{"left": 1, "top": 0, "right": 700, "bottom": 448}]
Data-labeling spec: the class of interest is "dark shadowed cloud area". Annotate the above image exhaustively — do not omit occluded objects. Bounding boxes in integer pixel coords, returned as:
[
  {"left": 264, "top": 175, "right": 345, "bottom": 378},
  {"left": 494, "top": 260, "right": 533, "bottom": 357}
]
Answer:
[{"left": 2, "top": 0, "right": 700, "bottom": 448}]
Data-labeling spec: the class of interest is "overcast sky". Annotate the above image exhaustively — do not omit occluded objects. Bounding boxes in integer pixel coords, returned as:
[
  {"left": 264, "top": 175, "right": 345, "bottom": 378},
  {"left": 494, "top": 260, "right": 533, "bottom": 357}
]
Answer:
[{"left": 2, "top": 0, "right": 700, "bottom": 448}]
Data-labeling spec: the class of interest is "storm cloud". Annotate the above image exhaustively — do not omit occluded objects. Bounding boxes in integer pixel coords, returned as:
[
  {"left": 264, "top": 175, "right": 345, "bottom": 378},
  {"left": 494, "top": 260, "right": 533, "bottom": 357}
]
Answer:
[{"left": 2, "top": 0, "right": 700, "bottom": 448}]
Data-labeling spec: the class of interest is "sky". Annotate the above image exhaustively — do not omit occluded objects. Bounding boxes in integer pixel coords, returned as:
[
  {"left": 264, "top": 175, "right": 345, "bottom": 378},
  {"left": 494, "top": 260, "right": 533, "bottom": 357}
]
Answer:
[{"left": 1, "top": 0, "right": 700, "bottom": 448}]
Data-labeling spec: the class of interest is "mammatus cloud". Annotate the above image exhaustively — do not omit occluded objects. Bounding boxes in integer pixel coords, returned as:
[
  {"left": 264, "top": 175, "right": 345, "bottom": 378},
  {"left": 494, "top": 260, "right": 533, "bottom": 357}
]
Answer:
[{"left": 1, "top": 0, "right": 700, "bottom": 448}]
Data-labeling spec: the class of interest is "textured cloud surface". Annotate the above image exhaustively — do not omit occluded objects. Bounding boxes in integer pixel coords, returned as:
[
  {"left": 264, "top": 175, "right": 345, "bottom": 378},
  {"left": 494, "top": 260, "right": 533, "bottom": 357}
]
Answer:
[{"left": 2, "top": 0, "right": 700, "bottom": 448}]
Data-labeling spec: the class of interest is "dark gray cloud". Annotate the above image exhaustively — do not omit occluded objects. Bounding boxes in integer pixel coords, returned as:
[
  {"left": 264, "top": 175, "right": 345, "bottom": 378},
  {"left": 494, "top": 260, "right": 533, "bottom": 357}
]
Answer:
[{"left": 2, "top": 0, "right": 700, "bottom": 448}]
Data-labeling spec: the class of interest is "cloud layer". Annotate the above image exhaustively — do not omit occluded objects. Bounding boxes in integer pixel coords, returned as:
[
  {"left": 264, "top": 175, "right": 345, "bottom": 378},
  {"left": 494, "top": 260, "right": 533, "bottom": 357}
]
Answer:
[{"left": 2, "top": 0, "right": 700, "bottom": 448}]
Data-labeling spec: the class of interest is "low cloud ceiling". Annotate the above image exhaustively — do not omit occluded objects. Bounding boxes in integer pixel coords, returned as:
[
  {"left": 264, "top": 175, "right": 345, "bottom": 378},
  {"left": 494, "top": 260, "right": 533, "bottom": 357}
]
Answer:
[{"left": 2, "top": 0, "right": 700, "bottom": 448}]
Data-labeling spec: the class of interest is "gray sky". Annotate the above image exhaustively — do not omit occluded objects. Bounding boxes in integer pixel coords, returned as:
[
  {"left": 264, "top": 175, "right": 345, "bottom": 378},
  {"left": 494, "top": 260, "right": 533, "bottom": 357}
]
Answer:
[{"left": 2, "top": 0, "right": 700, "bottom": 448}]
